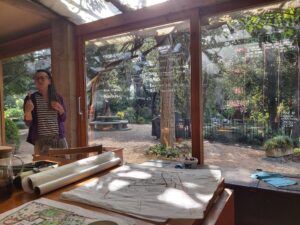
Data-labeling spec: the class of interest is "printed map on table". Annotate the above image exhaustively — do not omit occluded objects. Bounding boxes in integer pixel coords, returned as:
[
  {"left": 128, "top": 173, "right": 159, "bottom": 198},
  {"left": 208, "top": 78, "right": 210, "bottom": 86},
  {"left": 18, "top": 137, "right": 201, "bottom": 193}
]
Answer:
[{"left": 0, "top": 198, "right": 129, "bottom": 225}]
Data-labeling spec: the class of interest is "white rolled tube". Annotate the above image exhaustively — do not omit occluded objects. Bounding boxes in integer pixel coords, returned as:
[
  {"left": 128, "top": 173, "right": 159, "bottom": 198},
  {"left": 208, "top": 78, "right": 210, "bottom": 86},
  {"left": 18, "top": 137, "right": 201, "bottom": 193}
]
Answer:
[{"left": 22, "top": 152, "right": 121, "bottom": 195}]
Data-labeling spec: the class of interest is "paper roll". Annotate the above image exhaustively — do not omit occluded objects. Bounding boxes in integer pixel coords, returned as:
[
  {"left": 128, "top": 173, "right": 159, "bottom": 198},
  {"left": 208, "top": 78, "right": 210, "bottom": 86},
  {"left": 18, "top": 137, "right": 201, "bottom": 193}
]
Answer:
[
  {"left": 14, "top": 165, "right": 58, "bottom": 189},
  {"left": 22, "top": 152, "right": 121, "bottom": 195}
]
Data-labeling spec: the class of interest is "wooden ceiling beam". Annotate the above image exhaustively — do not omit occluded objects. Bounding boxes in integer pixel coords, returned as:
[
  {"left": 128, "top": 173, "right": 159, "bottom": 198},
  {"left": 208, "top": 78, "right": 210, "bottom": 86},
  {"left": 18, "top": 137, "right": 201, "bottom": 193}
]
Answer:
[
  {"left": 1, "top": 0, "right": 59, "bottom": 20},
  {"left": 77, "top": 0, "right": 286, "bottom": 39},
  {"left": 0, "top": 29, "right": 51, "bottom": 60},
  {"left": 105, "top": 0, "right": 133, "bottom": 13},
  {"left": 199, "top": 0, "right": 285, "bottom": 17},
  {"left": 84, "top": 9, "right": 191, "bottom": 41},
  {"left": 76, "top": 0, "right": 216, "bottom": 37}
]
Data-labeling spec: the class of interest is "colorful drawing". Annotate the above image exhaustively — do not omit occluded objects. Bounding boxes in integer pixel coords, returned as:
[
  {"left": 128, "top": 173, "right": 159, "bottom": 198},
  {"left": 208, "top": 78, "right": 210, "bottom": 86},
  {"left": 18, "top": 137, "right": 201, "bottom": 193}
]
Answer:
[
  {"left": 0, "top": 201, "right": 90, "bottom": 225},
  {"left": 0, "top": 198, "right": 129, "bottom": 225}
]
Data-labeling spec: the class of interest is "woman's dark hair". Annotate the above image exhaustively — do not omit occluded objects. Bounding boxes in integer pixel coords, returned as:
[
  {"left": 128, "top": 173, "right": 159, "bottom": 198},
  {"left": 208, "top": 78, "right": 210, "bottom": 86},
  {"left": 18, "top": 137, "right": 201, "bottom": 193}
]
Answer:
[
  {"left": 48, "top": 83, "right": 58, "bottom": 103},
  {"left": 35, "top": 69, "right": 58, "bottom": 106},
  {"left": 36, "top": 69, "right": 52, "bottom": 80}
]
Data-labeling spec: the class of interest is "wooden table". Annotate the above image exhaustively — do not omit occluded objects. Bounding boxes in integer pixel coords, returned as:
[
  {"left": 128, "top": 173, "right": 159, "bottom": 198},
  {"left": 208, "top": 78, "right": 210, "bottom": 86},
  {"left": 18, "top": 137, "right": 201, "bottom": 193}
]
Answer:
[
  {"left": 0, "top": 167, "right": 234, "bottom": 225},
  {"left": 222, "top": 167, "right": 300, "bottom": 225}
]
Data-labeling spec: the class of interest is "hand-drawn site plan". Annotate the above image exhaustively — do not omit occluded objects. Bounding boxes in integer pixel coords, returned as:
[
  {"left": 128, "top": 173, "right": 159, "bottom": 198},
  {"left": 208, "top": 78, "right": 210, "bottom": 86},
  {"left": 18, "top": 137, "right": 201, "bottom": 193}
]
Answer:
[
  {"left": 0, "top": 198, "right": 129, "bottom": 225},
  {"left": 61, "top": 164, "right": 222, "bottom": 221}
]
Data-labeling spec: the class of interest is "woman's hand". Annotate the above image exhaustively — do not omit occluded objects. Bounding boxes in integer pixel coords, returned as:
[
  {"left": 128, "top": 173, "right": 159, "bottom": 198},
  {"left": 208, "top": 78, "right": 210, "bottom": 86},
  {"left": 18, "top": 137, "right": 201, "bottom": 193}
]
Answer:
[
  {"left": 51, "top": 101, "right": 65, "bottom": 115},
  {"left": 24, "top": 93, "right": 33, "bottom": 121},
  {"left": 24, "top": 93, "right": 34, "bottom": 113}
]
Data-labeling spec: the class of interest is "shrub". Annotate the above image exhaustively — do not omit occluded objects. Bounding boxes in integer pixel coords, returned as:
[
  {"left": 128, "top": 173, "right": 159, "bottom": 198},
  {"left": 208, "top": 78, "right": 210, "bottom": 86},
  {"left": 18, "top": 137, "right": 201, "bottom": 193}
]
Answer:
[
  {"left": 146, "top": 144, "right": 180, "bottom": 158},
  {"left": 5, "top": 118, "right": 20, "bottom": 150},
  {"left": 136, "top": 116, "right": 145, "bottom": 124},
  {"left": 204, "top": 130, "right": 216, "bottom": 141},
  {"left": 223, "top": 107, "right": 235, "bottom": 119},
  {"left": 15, "top": 98, "right": 24, "bottom": 109},
  {"left": 124, "top": 107, "right": 136, "bottom": 123},
  {"left": 116, "top": 111, "right": 125, "bottom": 119},
  {"left": 264, "top": 135, "right": 293, "bottom": 151},
  {"left": 294, "top": 148, "right": 300, "bottom": 157},
  {"left": 138, "top": 107, "right": 152, "bottom": 122},
  {"left": 5, "top": 108, "right": 23, "bottom": 120}
]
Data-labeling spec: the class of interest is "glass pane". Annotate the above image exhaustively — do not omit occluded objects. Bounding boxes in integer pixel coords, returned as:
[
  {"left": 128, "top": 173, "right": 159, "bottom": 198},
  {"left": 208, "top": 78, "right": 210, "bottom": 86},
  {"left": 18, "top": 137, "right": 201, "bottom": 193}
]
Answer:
[
  {"left": 2, "top": 49, "right": 51, "bottom": 163},
  {"left": 119, "top": 0, "right": 169, "bottom": 10},
  {"left": 85, "top": 21, "right": 191, "bottom": 163},
  {"left": 202, "top": 1, "right": 300, "bottom": 175},
  {"left": 38, "top": 0, "right": 170, "bottom": 24}
]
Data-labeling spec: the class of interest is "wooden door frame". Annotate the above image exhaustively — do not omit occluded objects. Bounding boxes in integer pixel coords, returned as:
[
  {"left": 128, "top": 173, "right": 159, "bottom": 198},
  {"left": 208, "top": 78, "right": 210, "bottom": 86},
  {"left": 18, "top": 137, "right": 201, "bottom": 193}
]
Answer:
[{"left": 0, "top": 61, "right": 5, "bottom": 145}]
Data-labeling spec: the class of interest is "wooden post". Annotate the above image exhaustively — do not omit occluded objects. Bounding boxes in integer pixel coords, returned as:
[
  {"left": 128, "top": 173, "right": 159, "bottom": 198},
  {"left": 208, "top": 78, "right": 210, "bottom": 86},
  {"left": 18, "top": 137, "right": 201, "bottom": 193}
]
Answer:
[
  {"left": 0, "top": 61, "right": 5, "bottom": 145},
  {"left": 190, "top": 9, "right": 203, "bottom": 164},
  {"left": 51, "top": 19, "right": 77, "bottom": 147},
  {"left": 75, "top": 36, "right": 88, "bottom": 146}
]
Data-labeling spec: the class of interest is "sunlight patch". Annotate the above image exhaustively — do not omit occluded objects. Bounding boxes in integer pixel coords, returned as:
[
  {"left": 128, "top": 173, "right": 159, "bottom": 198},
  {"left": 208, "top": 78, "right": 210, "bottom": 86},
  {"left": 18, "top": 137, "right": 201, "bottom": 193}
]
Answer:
[
  {"left": 117, "top": 170, "right": 152, "bottom": 179},
  {"left": 108, "top": 179, "right": 130, "bottom": 192},
  {"left": 157, "top": 188, "right": 201, "bottom": 209}
]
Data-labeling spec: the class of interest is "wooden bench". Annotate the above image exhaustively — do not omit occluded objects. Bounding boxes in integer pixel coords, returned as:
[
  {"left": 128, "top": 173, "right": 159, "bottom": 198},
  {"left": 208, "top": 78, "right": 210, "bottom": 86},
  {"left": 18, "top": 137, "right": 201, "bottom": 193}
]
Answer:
[
  {"left": 103, "top": 146, "right": 124, "bottom": 164},
  {"left": 32, "top": 145, "right": 103, "bottom": 165},
  {"left": 90, "top": 120, "right": 128, "bottom": 130},
  {"left": 32, "top": 145, "right": 124, "bottom": 165}
]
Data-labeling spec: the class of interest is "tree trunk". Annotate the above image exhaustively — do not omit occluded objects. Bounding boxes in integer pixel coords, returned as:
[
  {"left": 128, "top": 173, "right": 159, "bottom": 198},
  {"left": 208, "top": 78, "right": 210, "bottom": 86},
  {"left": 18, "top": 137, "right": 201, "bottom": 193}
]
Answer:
[
  {"left": 265, "top": 48, "right": 278, "bottom": 132},
  {"left": 158, "top": 36, "right": 175, "bottom": 147},
  {"left": 297, "top": 38, "right": 300, "bottom": 118}
]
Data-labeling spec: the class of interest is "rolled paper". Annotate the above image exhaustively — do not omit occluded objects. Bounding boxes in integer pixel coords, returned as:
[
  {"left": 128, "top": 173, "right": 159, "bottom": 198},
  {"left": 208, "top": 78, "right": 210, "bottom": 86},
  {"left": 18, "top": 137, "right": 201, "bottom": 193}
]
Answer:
[
  {"left": 14, "top": 165, "right": 58, "bottom": 188},
  {"left": 22, "top": 152, "right": 121, "bottom": 195}
]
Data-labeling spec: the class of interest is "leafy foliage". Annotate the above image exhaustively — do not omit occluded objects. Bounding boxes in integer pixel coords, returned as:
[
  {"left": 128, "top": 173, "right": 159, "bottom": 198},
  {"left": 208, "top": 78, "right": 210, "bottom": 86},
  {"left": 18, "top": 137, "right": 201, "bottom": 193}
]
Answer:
[
  {"left": 238, "top": 8, "right": 300, "bottom": 46},
  {"left": 202, "top": 5, "right": 299, "bottom": 146},
  {"left": 2, "top": 55, "right": 34, "bottom": 97},
  {"left": 5, "top": 119, "right": 20, "bottom": 149},
  {"left": 294, "top": 148, "right": 300, "bottom": 157},
  {"left": 264, "top": 135, "right": 293, "bottom": 151},
  {"left": 146, "top": 144, "right": 180, "bottom": 158},
  {"left": 116, "top": 111, "right": 125, "bottom": 119},
  {"left": 4, "top": 108, "right": 23, "bottom": 120},
  {"left": 123, "top": 107, "right": 136, "bottom": 123}
]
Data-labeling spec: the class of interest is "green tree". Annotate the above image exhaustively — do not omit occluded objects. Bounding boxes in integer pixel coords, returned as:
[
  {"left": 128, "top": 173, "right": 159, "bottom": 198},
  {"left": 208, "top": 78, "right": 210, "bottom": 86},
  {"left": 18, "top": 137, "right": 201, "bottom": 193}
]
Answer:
[
  {"left": 3, "top": 54, "right": 34, "bottom": 98},
  {"left": 238, "top": 7, "right": 299, "bottom": 130}
]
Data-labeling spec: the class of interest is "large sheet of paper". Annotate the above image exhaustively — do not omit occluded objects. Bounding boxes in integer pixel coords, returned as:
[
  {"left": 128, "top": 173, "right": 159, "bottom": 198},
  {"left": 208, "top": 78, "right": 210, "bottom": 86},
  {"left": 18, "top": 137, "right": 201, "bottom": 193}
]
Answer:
[
  {"left": 62, "top": 164, "right": 222, "bottom": 222},
  {"left": 0, "top": 198, "right": 132, "bottom": 225},
  {"left": 22, "top": 152, "right": 121, "bottom": 195}
]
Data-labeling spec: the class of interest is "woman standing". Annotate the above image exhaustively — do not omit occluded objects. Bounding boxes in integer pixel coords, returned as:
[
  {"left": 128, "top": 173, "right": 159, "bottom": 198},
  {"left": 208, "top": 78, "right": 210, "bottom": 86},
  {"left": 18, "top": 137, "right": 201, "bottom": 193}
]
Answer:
[{"left": 23, "top": 69, "right": 68, "bottom": 155}]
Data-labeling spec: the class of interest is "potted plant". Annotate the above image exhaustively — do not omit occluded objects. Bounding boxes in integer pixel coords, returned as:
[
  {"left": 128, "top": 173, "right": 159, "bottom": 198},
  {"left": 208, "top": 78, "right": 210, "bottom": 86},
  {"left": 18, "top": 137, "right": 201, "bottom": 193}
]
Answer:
[{"left": 264, "top": 135, "right": 294, "bottom": 157}]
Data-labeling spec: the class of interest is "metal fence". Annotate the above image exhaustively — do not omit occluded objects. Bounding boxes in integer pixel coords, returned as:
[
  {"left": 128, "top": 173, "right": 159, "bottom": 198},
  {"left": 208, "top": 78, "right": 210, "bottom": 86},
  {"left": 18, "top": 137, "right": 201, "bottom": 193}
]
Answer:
[{"left": 204, "top": 119, "right": 272, "bottom": 146}]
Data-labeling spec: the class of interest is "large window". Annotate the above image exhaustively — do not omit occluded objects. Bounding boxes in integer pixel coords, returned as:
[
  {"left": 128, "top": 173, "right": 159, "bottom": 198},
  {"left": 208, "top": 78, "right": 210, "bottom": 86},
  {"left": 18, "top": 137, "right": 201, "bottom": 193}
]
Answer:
[
  {"left": 202, "top": 1, "right": 300, "bottom": 174},
  {"left": 85, "top": 21, "right": 191, "bottom": 163},
  {"left": 2, "top": 49, "right": 51, "bottom": 158}
]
